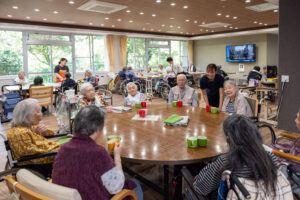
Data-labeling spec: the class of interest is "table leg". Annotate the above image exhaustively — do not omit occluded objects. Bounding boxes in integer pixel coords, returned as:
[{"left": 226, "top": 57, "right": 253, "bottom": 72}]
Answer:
[{"left": 164, "top": 165, "right": 169, "bottom": 200}]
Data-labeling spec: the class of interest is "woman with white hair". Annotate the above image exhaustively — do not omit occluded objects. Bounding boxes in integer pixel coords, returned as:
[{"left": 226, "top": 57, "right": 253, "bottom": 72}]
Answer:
[
  {"left": 221, "top": 80, "right": 253, "bottom": 117},
  {"left": 84, "top": 69, "right": 96, "bottom": 86},
  {"left": 6, "top": 98, "right": 60, "bottom": 176},
  {"left": 79, "top": 82, "right": 105, "bottom": 108},
  {"left": 14, "top": 71, "right": 29, "bottom": 85},
  {"left": 163, "top": 66, "right": 175, "bottom": 82},
  {"left": 124, "top": 82, "right": 145, "bottom": 106}
]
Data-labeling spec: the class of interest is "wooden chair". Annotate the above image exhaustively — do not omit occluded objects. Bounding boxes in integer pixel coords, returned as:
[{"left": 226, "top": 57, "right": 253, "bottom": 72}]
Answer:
[
  {"left": 197, "top": 92, "right": 201, "bottom": 108},
  {"left": 29, "top": 86, "right": 54, "bottom": 113},
  {"left": 4, "top": 169, "right": 137, "bottom": 200}
]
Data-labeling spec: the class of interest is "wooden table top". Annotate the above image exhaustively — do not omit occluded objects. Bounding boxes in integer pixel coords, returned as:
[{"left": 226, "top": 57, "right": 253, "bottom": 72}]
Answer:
[{"left": 97, "top": 104, "right": 228, "bottom": 165}]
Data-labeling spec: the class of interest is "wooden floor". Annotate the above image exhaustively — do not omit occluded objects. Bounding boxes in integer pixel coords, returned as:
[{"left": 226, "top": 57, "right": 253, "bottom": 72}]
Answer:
[{"left": 0, "top": 91, "right": 294, "bottom": 199}]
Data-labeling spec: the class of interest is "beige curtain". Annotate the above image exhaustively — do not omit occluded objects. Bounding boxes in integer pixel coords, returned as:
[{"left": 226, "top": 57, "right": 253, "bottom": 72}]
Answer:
[
  {"left": 106, "top": 35, "right": 115, "bottom": 72},
  {"left": 188, "top": 40, "right": 194, "bottom": 64},
  {"left": 120, "top": 36, "right": 128, "bottom": 67}
]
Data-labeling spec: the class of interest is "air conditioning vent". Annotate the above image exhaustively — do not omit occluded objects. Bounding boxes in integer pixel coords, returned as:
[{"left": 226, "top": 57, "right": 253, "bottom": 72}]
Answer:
[
  {"left": 199, "top": 22, "right": 231, "bottom": 28},
  {"left": 246, "top": 3, "right": 278, "bottom": 12},
  {"left": 77, "top": 0, "right": 127, "bottom": 14}
]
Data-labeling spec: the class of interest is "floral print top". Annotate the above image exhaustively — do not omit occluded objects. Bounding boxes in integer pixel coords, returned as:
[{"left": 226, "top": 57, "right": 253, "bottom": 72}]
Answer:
[
  {"left": 6, "top": 126, "right": 60, "bottom": 165},
  {"left": 78, "top": 93, "right": 106, "bottom": 109}
]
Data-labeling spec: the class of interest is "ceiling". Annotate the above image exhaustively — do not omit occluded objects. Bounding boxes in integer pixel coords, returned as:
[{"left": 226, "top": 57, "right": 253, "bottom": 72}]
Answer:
[{"left": 0, "top": 0, "right": 279, "bottom": 37}]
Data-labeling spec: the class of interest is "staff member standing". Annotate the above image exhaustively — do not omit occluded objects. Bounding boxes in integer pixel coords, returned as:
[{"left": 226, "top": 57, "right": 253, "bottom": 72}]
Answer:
[
  {"left": 200, "top": 63, "right": 224, "bottom": 108},
  {"left": 55, "top": 58, "right": 69, "bottom": 83},
  {"left": 166, "top": 57, "right": 183, "bottom": 75}
]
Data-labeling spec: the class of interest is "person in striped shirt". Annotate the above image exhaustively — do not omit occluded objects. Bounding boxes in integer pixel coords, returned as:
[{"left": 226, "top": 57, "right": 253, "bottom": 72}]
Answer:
[{"left": 193, "top": 114, "right": 292, "bottom": 199}]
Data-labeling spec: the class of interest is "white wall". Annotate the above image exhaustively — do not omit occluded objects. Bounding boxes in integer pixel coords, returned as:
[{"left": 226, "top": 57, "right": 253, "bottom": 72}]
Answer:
[{"left": 194, "top": 33, "right": 278, "bottom": 79}]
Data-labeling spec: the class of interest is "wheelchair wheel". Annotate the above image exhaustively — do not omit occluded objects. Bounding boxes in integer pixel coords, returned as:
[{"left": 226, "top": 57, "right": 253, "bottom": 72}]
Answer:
[
  {"left": 257, "top": 122, "right": 276, "bottom": 145},
  {"left": 120, "top": 81, "right": 127, "bottom": 95},
  {"left": 160, "top": 84, "right": 171, "bottom": 100},
  {"left": 0, "top": 168, "right": 20, "bottom": 182},
  {"left": 133, "top": 81, "right": 142, "bottom": 93},
  {"left": 107, "top": 79, "right": 115, "bottom": 92}
]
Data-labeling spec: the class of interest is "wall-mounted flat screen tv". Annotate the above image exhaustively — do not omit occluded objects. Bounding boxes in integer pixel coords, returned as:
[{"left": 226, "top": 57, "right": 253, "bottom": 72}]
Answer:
[{"left": 226, "top": 44, "right": 256, "bottom": 62}]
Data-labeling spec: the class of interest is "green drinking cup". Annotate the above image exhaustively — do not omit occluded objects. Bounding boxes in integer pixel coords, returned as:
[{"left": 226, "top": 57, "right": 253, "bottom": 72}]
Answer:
[
  {"left": 210, "top": 107, "right": 218, "bottom": 114},
  {"left": 197, "top": 136, "right": 209, "bottom": 147},
  {"left": 172, "top": 101, "right": 178, "bottom": 107},
  {"left": 187, "top": 136, "right": 198, "bottom": 148},
  {"left": 135, "top": 103, "right": 141, "bottom": 108}
]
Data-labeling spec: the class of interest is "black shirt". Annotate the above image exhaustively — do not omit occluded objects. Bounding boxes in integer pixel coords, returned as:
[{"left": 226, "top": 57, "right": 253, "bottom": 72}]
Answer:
[
  {"left": 54, "top": 65, "right": 69, "bottom": 73},
  {"left": 247, "top": 70, "right": 262, "bottom": 81},
  {"left": 200, "top": 74, "right": 224, "bottom": 107}
]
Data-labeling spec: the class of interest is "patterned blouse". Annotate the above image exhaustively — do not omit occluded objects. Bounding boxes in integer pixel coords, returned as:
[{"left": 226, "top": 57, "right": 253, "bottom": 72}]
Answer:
[
  {"left": 78, "top": 93, "right": 105, "bottom": 109},
  {"left": 6, "top": 126, "right": 60, "bottom": 165}
]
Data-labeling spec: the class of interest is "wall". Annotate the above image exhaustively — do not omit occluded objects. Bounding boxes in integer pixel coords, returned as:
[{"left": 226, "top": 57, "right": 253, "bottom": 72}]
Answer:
[
  {"left": 267, "top": 34, "right": 279, "bottom": 66},
  {"left": 194, "top": 33, "right": 278, "bottom": 79},
  {"left": 277, "top": 0, "right": 300, "bottom": 132}
]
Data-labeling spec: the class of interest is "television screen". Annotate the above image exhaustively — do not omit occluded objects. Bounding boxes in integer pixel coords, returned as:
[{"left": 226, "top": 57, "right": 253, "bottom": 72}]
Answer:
[{"left": 226, "top": 44, "right": 256, "bottom": 62}]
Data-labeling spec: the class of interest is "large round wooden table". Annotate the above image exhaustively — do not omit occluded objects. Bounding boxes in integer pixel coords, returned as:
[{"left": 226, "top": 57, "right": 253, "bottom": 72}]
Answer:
[{"left": 96, "top": 104, "right": 228, "bottom": 199}]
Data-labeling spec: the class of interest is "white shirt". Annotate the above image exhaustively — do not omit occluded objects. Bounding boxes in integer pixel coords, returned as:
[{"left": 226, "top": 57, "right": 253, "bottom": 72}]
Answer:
[
  {"left": 171, "top": 63, "right": 183, "bottom": 74},
  {"left": 158, "top": 68, "right": 166, "bottom": 76},
  {"left": 14, "top": 77, "right": 29, "bottom": 85}
]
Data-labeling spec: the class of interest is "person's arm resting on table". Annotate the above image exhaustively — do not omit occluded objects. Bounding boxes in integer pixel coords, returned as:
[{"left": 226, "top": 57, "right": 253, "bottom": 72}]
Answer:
[
  {"left": 168, "top": 89, "right": 174, "bottom": 104},
  {"left": 219, "top": 88, "right": 224, "bottom": 110}
]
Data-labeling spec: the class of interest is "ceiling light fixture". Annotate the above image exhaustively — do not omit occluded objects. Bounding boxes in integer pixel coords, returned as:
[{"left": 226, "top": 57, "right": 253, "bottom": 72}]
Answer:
[
  {"left": 225, "top": 14, "right": 230, "bottom": 18},
  {"left": 169, "top": 25, "right": 173, "bottom": 28},
  {"left": 217, "top": 13, "right": 222, "bottom": 16},
  {"left": 105, "top": 17, "right": 109, "bottom": 20},
  {"left": 112, "top": 25, "right": 115, "bottom": 27},
  {"left": 185, "top": 19, "right": 190, "bottom": 22},
  {"left": 211, "top": 30, "right": 214, "bottom": 32},
  {"left": 89, "top": 22, "right": 93, "bottom": 25},
  {"left": 152, "top": 14, "right": 156, "bottom": 17},
  {"left": 53, "top": 11, "right": 59, "bottom": 14},
  {"left": 253, "top": 21, "right": 258, "bottom": 24},
  {"left": 273, "top": 9, "right": 278, "bottom": 12},
  {"left": 245, "top": 0, "right": 251, "bottom": 3},
  {"left": 235, "top": 27, "right": 238, "bottom": 29},
  {"left": 177, "top": 26, "right": 181, "bottom": 29},
  {"left": 170, "top": 17, "right": 174, "bottom": 20},
  {"left": 233, "top": 16, "right": 237, "bottom": 19},
  {"left": 129, "top": 20, "right": 133, "bottom": 23},
  {"left": 264, "top": 23, "right": 268, "bottom": 26},
  {"left": 229, "top": 26, "right": 233, "bottom": 29},
  {"left": 158, "top": 29, "right": 161, "bottom": 32},
  {"left": 161, "top": 24, "right": 165, "bottom": 27},
  {"left": 7, "top": 15, "right": 12, "bottom": 18},
  {"left": 194, "top": 21, "right": 198, "bottom": 23},
  {"left": 183, "top": 5, "right": 188, "bottom": 9},
  {"left": 26, "top": 16, "right": 31, "bottom": 19},
  {"left": 12, "top": 6, "right": 18, "bottom": 9},
  {"left": 201, "top": 22, "right": 205, "bottom": 24},
  {"left": 140, "top": 12, "right": 144, "bottom": 15},
  {"left": 117, "top": 18, "right": 121, "bottom": 21},
  {"left": 34, "top": 8, "right": 40, "bottom": 12},
  {"left": 126, "top": 10, "right": 131, "bottom": 13},
  {"left": 68, "top": 1, "right": 75, "bottom": 4},
  {"left": 150, "top": 28, "right": 154, "bottom": 31},
  {"left": 142, "top": 27, "right": 146, "bottom": 30},
  {"left": 170, "top": 2, "right": 176, "bottom": 6},
  {"left": 43, "top": 18, "right": 47, "bottom": 21},
  {"left": 200, "top": 29, "right": 203, "bottom": 31},
  {"left": 259, "top": 22, "right": 263, "bottom": 25},
  {"left": 156, "top": 0, "right": 161, "bottom": 3},
  {"left": 101, "top": 24, "right": 104, "bottom": 26},
  {"left": 205, "top": 30, "right": 209, "bottom": 32}
]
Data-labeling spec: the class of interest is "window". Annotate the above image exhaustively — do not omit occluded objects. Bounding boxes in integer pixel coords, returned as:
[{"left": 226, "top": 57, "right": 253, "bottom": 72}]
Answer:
[
  {"left": 93, "top": 36, "right": 105, "bottom": 71},
  {"left": 0, "top": 30, "right": 23, "bottom": 76},
  {"left": 171, "top": 41, "right": 188, "bottom": 67},
  {"left": 127, "top": 38, "right": 146, "bottom": 70},
  {"left": 29, "top": 33, "right": 70, "bottom": 41}
]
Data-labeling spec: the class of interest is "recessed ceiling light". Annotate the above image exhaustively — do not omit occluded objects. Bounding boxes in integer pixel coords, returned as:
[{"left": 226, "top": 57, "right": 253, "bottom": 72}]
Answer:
[
  {"left": 185, "top": 19, "right": 190, "bottom": 22},
  {"left": 245, "top": 0, "right": 251, "bottom": 3},
  {"left": 112, "top": 25, "right": 115, "bottom": 27},
  {"left": 200, "top": 29, "right": 203, "bottom": 31},
  {"left": 264, "top": 24, "right": 268, "bottom": 26},
  {"left": 12, "top": 6, "right": 18, "bottom": 9},
  {"left": 177, "top": 26, "right": 181, "bottom": 29},
  {"left": 211, "top": 30, "right": 214, "bottom": 32},
  {"left": 161, "top": 24, "right": 165, "bottom": 27},
  {"left": 253, "top": 21, "right": 258, "bottom": 24},
  {"left": 273, "top": 9, "right": 278, "bottom": 12},
  {"left": 34, "top": 8, "right": 40, "bottom": 12},
  {"left": 129, "top": 20, "right": 133, "bottom": 23},
  {"left": 105, "top": 17, "right": 109, "bottom": 20},
  {"left": 68, "top": 1, "right": 75, "bottom": 4},
  {"left": 170, "top": 17, "right": 174, "bottom": 20},
  {"left": 201, "top": 22, "right": 205, "bottom": 24},
  {"left": 126, "top": 10, "right": 131, "bottom": 13},
  {"left": 205, "top": 30, "right": 209, "bottom": 32},
  {"left": 117, "top": 18, "right": 122, "bottom": 21},
  {"left": 156, "top": 0, "right": 161, "bottom": 3},
  {"left": 192, "top": 33, "right": 195, "bottom": 35},
  {"left": 26, "top": 16, "right": 30, "bottom": 19},
  {"left": 145, "top": 22, "right": 150, "bottom": 25},
  {"left": 183, "top": 5, "right": 188, "bottom": 9},
  {"left": 53, "top": 11, "right": 59, "bottom": 14},
  {"left": 158, "top": 29, "right": 161, "bottom": 32},
  {"left": 186, "top": 32, "right": 189, "bottom": 34},
  {"left": 224, "top": 25, "right": 228, "bottom": 28},
  {"left": 217, "top": 13, "right": 222, "bottom": 16},
  {"left": 235, "top": 27, "right": 238, "bottom": 29},
  {"left": 142, "top": 27, "right": 146, "bottom": 30},
  {"left": 43, "top": 18, "right": 47, "bottom": 21},
  {"left": 152, "top": 14, "right": 156, "bottom": 17},
  {"left": 89, "top": 22, "right": 93, "bottom": 25},
  {"left": 169, "top": 25, "right": 173, "bottom": 28},
  {"left": 180, "top": 32, "right": 183, "bottom": 34},
  {"left": 7, "top": 14, "right": 12, "bottom": 18},
  {"left": 140, "top": 12, "right": 144, "bottom": 15},
  {"left": 259, "top": 22, "right": 263, "bottom": 25},
  {"left": 170, "top": 2, "right": 176, "bottom": 6},
  {"left": 229, "top": 26, "right": 233, "bottom": 29},
  {"left": 194, "top": 20, "right": 198, "bottom": 23},
  {"left": 225, "top": 14, "right": 230, "bottom": 18},
  {"left": 233, "top": 16, "right": 238, "bottom": 19},
  {"left": 100, "top": 24, "right": 104, "bottom": 26},
  {"left": 150, "top": 28, "right": 154, "bottom": 31}
]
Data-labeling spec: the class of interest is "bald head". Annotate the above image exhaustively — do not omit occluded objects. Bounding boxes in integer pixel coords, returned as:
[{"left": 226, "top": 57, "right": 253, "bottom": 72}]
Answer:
[{"left": 177, "top": 74, "right": 187, "bottom": 89}]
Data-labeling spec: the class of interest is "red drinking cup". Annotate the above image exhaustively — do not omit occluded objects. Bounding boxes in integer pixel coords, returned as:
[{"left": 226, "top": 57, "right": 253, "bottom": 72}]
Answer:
[
  {"left": 139, "top": 110, "right": 146, "bottom": 118},
  {"left": 206, "top": 105, "right": 212, "bottom": 112},
  {"left": 177, "top": 101, "right": 183, "bottom": 107},
  {"left": 141, "top": 101, "right": 147, "bottom": 108}
]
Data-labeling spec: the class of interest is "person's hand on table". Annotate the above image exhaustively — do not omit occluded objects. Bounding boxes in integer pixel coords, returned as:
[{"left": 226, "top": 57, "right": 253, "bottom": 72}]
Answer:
[
  {"left": 114, "top": 141, "right": 122, "bottom": 156},
  {"left": 33, "top": 125, "right": 48, "bottom": 134}
]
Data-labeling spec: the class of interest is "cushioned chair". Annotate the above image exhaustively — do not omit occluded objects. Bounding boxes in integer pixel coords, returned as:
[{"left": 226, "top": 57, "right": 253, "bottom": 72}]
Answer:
[
  {"left": 29, "top": 86, "right": 54, "bottom": 113},
  {"left": 5, "top": 169, "right": 137, "bottom": 200}
]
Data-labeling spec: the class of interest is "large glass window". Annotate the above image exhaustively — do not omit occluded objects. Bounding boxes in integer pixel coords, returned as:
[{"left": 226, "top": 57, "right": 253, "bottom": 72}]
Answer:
[
  {"left": 0, "top": 30, "right": 23, "bottom": 76},
  {"left": 29, "top": 33, "right": 70, "bottom": 41},
  {"left": 93, "top": 36, "right": 105, "bottom": 71},
  {"left": 75, "top": 35, "right": 91, "bottom": 72},
  {"left": 171, "top": 41, "right": 188, "bottom": 67},
  {"left": 127, "top": 38, "right": 145, "bottom": 70}
]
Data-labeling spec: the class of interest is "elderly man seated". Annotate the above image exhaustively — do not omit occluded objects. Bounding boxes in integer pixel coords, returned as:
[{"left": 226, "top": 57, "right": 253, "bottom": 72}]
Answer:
[
  {"left": 79, "top": 82, "right": 105, "bottom": 108},
  {"left": 124, "top": 82, "right": 145, "bottom": 106},
  {"left": 168, "top": 74, "right": 198, "bottom": 106},
  {"left": 14, "top": 71, "right": 29, "bottom": 85},
  {"left": 83, "top": 69, "right": 96, "bottom": 86},
  {"left": 7, "top": 98, "right": 60, "bottom": 177}
]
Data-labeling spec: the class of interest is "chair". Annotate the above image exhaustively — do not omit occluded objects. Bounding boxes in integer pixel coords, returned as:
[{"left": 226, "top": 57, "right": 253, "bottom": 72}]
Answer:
[
  {"left": 30, "top": 86, "right": 54, "bottom": 113},
  {"left": 4, "top": 169, "right": 137, "bottom": 200},
  {"left": 197, "top": 92, "right": 201, "bottom": 108},
  {"left": 245, "top": 96, "right": 276, "bottom": 145}
]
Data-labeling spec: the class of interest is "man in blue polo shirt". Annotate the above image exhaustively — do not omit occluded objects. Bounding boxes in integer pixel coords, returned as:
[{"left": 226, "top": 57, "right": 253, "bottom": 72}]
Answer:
[{"left": 200, "top": 63, "right": 224, "bottom": 108}]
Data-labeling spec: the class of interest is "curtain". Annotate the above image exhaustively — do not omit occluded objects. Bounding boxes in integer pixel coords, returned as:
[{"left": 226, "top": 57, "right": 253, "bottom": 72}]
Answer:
[
  {"left": 188, "top": 40, "right": 194, "bottom": 64},
  {"left": 120, "top": 36, "right": 128, "bottom": 67},
  {"left": 106, "top": 35, "right": 115, "bottom": 72}
]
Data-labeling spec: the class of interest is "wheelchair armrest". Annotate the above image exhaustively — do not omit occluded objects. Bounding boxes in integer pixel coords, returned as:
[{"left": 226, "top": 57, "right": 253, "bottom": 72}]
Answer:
[
  {"left": 45, "top": 133, "right": 69, "bottom": 139},
  {"left": 181, "top": 166, "right": 195, "bottom": 190},
  {"left": 231, "top": 173, "right": 251, "bottom": 199},
  {"left": 281, "top": 133, "right": 299, "bottom": 140},
  {"left": 111, "top": 189, "right": 137, "bottom": 200},
  {"left": 17, "top": 151, "right": 58, "bottom": 162},
  {"left": 275, "top": 136, "right": 294, "bottom": 144}
]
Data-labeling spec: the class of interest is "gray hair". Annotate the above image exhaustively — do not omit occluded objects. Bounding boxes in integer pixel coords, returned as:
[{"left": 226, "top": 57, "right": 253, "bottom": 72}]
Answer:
[
  {"left": 18, "top": 71, "right": 25, "bottom": 76},
  {"left": 11, "top": 98, "right": 39, "bottom": 128},
  {"left": 80, "top": 82, "right": 94, "bottom": 96},
  {"left": 85, "top": 69, "right": 92, "bottom": 75},
  {"left": 127, "top": 82, "right": 137, "bottom": 90},
  {"left": 224, "top": 80, "right": 237, "bottom": 87}
]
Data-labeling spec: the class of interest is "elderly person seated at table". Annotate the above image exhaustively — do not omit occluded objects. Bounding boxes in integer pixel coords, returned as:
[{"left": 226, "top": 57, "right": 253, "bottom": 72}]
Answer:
[
  {"left": 29, "top": 76, "right": 44, "bottom": 88},
  {"left": 193, "top": 114, "right": 292, "bottom": 199},
  {"left": 163, "top": 66, "right": 176, "bottom": 82},
  {"left": 126, "top": 66, "right": 137, "bottom": 82},
  {"left": 221, "top": 80, "right": 253, "bottom": 117},
  {"left": 168, "top": 74, "right": 198, "bottom": 106},
  {"left": 14, "top": 71, "right": 29, "bottom": 85},
  {"left": 6, "top": 98, "right": 60, "bottom": 177},
  {"left": 83, "top": 69, "right": 96, "bottom": 86},
  {"left": 52, "top": 106, "right": 143, "bottom": 200},
  {"left": 124, "top": 82, "right": 145, "bottom": 106},
  {"left": 79, "top": 82, "right": 105, "bottom": 108},
  {"left": 158, "top": 64, "right": 166, "bottom": 75}
]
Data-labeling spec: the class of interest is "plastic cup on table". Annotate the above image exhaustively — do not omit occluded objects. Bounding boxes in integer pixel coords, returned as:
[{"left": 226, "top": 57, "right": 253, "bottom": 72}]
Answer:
[
  {"left": 107, "top": 138, "right": 120, "bottom": 152},
  {"left": 106, "top": 106, "right": 112, "bottom": 112},
  {"left": 206, "top": 105, "right": 212, "bottom": 112},
  {"left": 135, "top": 102, "right": 141, "bottom": 108},
  {"left": 187, "top": 136, "right": 198, "bottom": 148},
  {"left": 138, "top": 109, "right": 147, "bottom": 118},
  {"left": 210, "top": 107, "right": 218, "bottom": 114},
  {"left": 172, "top": 101, "right": 178, "bottom": 107},
  {"left": 177, "top": 101, "right": 183, "bottom": 107},
  {"left": 141, "top": 101, "right": 147, "bottom": 108},
  {"left": 197, "top": 136, "right": 209, "bottom": 147}
]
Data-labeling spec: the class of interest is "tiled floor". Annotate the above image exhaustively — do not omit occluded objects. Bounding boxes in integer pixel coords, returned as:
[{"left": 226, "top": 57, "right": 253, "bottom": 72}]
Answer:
[{"left": 0, "top": 91, "right": 294, "bottom": 199}]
